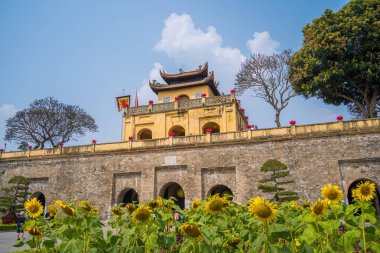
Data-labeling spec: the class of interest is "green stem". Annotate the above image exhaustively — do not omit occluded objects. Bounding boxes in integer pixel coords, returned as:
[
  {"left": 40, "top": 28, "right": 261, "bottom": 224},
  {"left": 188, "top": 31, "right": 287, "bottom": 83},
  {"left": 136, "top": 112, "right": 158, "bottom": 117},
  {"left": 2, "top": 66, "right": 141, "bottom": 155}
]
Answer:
[
  {"left": 361, "top": 203, "right": 367, "bottom": 253},
  {"left": 316, "top": 222, "right": 324, "bottom": 253}
]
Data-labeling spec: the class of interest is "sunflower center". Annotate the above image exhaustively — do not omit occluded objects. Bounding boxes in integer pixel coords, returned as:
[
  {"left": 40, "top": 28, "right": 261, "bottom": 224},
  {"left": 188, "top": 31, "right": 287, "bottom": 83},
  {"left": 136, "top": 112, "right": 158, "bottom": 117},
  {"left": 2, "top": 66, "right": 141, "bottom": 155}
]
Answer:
[
  {"left": 327, "top": 190, "right": 338, "bottom": 200},
  {"left": 209, "top": 199, "right": 223, "bottom": 211},
  {"left": 255, "top": 204, "right": 272, "bottom": 218},
  {"left": 135, "top": 209, "right": 150, "bottom": 221},
  {"left": 313, "top": 203, "right": 324, "bottom": 215},
  {"left": 29, "top": 204, "right": 39, "bottom": 213},
  {"left": 360, "top": 186, "right": 370, "bottom": 195}
]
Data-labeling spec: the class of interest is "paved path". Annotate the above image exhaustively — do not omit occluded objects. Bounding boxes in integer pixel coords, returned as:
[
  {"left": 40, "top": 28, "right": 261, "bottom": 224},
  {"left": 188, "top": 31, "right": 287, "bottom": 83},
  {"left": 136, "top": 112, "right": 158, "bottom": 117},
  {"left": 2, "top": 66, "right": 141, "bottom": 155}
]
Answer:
[{"left": 0, "top": 231, "right": 30, "bottom": 253}]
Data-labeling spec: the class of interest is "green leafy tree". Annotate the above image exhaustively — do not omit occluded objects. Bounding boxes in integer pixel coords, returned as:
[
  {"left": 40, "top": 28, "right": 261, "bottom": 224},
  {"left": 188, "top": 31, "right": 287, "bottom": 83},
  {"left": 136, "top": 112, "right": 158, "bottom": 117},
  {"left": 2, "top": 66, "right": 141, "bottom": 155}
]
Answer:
[
  {"left": 5, "top": 97, "right": 98, "bottom": 149},
  {"left": 0, "top": 176, "right": 30, "bottom": 218},
  {"left": 290, "top": 0, "right": 380, "bottom": 118},
  {"left": 17, "top": 141, "right": 29, "bottom": 151},
  {"left": 258, "top": 159, "right": 299, "bottom": 202}
]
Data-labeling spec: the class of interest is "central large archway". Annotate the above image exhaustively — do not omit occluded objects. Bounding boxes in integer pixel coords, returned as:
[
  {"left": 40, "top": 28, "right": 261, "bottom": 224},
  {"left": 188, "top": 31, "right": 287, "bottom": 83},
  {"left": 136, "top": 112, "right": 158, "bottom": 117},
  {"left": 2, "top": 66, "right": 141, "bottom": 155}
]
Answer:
[
  {"left": 117, "top": 188, "right": 139, "bottom": 206},
  {"left": 169, "top": 126, "right": 185, "bottom": 137},
  {"left": 30, "top": 192, "right": 46, "bottom": 211},
  {"left": 208, "top": 185, "right": 233, "bottom": 199},
  {"left": 348, "top": 179, "right": 380, "bottom": 219},
  {"left": 160, "top": 182, "right": 185, "bottom": 209}
]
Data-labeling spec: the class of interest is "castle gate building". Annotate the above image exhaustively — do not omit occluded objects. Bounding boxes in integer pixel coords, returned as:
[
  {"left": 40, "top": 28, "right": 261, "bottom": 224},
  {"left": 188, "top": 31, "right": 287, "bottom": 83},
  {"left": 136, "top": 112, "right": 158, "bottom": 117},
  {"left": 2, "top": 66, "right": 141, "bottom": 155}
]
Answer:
[{"left": 0, "top": 64, "right": 379, "bottom": 218}]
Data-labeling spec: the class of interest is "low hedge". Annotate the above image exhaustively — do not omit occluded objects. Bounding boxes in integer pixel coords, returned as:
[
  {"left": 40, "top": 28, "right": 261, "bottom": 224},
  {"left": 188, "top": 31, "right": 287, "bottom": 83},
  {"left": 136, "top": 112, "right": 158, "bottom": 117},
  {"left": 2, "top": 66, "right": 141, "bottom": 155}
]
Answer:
[{"left": 0, "top": 223, "right": 17, "bottom": 231}]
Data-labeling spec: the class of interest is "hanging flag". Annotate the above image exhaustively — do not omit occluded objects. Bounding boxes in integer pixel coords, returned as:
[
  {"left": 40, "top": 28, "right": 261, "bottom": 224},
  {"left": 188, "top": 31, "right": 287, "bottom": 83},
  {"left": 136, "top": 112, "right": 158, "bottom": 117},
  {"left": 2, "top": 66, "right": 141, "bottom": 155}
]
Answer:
[
  {"left": 135, "top": 90, "right": 139, "bottom": 107},
  {"left": 116, "top": 95, "right": 130, "bottom": 112}
]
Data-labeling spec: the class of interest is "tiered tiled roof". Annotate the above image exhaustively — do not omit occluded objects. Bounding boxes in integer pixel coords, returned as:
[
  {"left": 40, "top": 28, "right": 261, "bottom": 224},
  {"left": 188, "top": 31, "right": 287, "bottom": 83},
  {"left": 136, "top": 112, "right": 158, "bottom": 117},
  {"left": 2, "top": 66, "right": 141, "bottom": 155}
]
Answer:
[{"left": 149, "top": 63, "right": 221, "bottom": 95}]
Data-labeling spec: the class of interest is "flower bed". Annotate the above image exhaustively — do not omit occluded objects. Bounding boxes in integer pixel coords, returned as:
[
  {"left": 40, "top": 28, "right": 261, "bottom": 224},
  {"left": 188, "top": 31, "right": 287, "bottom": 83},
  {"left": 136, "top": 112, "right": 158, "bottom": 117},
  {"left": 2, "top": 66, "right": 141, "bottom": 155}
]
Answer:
[{"left": 11, "top": 182, "right": 380, "bottom": 252}]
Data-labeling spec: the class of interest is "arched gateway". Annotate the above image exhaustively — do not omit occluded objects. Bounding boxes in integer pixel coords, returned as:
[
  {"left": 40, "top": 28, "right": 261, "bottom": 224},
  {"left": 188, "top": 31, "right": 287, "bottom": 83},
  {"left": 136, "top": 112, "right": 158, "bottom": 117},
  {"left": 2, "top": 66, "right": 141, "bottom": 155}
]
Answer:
[
  {"left": 160, "top": 182, "right": 185, "bottom": 209},
  {"left": 117, "top": 188, "right": 139, "bottom": 206},
  {"left": 30, "top": 192, "right": 46, "bottom": 210}
]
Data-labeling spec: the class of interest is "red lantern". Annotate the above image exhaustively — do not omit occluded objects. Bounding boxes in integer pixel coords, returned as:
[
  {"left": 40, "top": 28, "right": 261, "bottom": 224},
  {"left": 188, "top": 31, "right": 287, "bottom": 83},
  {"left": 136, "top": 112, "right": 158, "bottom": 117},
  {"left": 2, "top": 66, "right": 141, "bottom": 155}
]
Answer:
[
  {"left": 230, "top": 89, "right": 236, "bottom": 94},
  {"left": 290, "top": 120, "right": 296, "bottom": 125},
  {"left": 174, "top": 96, "right": 180, "bottom": 101},
  {"left": 236, "top": 100, "right": 241, "bottom": 104},
  {"left": 169, "top": 132, "right": 175, "bottom": 137},
  {"left": 128, "top": 136, "right": 133, "bottom": 141},
  {"left": 337, "top": 115, "right": 343, "bottom": 121},
  {"left": 92, "top": 140, "right": 97, "bottom": 144},
  {"left": 201, "top": 93, "right": 207, "bottom": 97},
  {"left": 58, "top": 142, "right": 64, "bottom": 147},
  {"left": 205, "top": 128, "right": 212, "bottom": 133},
  {"left": 246, "top": 124, "right": 252, "bottom": 129},
  {"left": 241, "top": 109, "right": 245, "bottom": 113},
  {"left": 149, "top": 100, "right": 154, "bottom": 105},
  {"left": 245, "top": 116, "right": 249, "bottom": 120},
  {"left": 28, "top": 146, "right": 33, "bottom": 150},
  {"left": 0, "top": 149, "right": 4, "bottom": 153}
]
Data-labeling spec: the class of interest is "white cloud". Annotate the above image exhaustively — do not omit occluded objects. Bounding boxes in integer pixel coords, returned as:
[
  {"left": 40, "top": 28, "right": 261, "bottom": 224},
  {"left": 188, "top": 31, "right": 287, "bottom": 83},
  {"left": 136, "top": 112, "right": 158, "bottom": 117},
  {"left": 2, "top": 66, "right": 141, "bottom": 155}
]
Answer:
[
  {"left": 154, "top": 13, "right": 245, "bottom": 92},
  {"left": 0, "top": 104, "right": 18, "bottom": 117},
  {"left": 247, "top": 31, "right": 280, "bottom": 55},
  {"left": 137, "top": 62, "right": 165, "bottom": 104}
]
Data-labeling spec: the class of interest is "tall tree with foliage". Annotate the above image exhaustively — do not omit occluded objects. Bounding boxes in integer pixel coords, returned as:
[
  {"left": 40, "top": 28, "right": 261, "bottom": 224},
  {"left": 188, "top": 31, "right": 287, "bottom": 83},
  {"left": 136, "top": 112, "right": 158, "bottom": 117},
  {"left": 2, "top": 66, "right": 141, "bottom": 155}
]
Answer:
[
  {"left": 290, "top": 0, "right": 380, "bottom": 118},
  {"left": 258, "top": 159, "right": 299, "bottom": 203},
  {"left": 0, "top": 176, "right": 30, "bottom": 218},
  {"left": 235, "top": 49, "right": 297, "bottom": 127},
  {"left": 5, "top": 97, "right": 98, "bottom": 149}
]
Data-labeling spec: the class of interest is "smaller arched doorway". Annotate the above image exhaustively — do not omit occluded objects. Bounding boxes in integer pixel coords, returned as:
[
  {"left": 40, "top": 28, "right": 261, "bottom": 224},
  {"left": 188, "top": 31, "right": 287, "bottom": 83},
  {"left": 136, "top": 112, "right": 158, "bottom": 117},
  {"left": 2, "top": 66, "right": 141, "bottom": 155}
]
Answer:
[
  {"left": 138, "top": 129, "right": 152, "bottom": 140},
  {"left": 208, "top": 185, "right": 233, "bottom": 199},
  {"left": 160, "top": 182, "right": 185, "bottom": 209},
  {"left": 178, "top": 95, "right": 190, "bottom": 102},
  {"left": 169, "top": 126, "right": 186, "bottom": 137},
  {"left": 30, "top": 192, "right": 46, "bottom": 211},
  {"left": 348, "top": 179, "right": 380, "bottom": 219},
  {"left": 202, "top": 122, "right": 220, "bottom": 134},
  {"left": 117, "top": 188, "right": 139, "bottom": 206}
]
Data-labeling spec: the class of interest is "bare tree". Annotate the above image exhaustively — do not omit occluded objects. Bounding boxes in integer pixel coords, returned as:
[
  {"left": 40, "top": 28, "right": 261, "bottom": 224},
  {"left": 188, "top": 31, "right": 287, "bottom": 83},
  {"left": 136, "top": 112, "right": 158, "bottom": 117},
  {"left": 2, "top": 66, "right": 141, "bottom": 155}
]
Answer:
[
  {"left": 5, "top": 97, "right": 98, "bottom": 149},
  {"left": 235, "top": 49, "right": 297, "bottom": 127}
]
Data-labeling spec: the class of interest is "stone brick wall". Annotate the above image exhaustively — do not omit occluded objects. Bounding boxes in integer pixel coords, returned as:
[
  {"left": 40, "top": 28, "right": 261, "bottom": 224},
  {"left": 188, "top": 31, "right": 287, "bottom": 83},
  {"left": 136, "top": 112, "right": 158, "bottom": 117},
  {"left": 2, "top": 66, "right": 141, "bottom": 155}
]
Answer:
[{"left": 0, "top": 132, "right": 379, "bottom": 218}]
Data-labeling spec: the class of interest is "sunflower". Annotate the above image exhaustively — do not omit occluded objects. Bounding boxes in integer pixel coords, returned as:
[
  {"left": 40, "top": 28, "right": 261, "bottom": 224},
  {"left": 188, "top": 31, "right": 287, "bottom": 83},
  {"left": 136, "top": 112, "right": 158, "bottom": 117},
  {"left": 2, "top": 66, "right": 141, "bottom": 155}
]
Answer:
[
  {"left": 227, "top": 236, "right": 241, "bottom": 247},
  {"left": 26, "top": 226, "right": 43, "bottom": 236},
  {"left": 111, "top": 206, "right": 123, "bottom": 217},
  {"left": 147, "top": 200, "right": 159, "bottom": 210},
  {"left": 179, "top": 223, "right": 201, "bottom": 237},
  {"left": 191, "top": 199, "right": 202, "bottom": 210},
  {"left": 321, "top": 184, "right": 343, "bottom": 204},
  {"left": 54, "top": 200, "right": 63, "bottom": 206},
  {"left": 289, "top": 201, "right": 303, "bottom": 211},
  {"left": 48, "top": 204, "right": 58, "bottom": 217},
  {"left": 78, "top": 201, "right": 93, "bottom": 212},
  {"left": 131, "top": 206, "right": 151, "bottom": 222},
  {"left": 24, "top": 198, "right": 43, "bottom": 219},
  {"left": 311, "top": 199, "right": 326, "bottom": 217},
  {"left": 205, "top": 196, "right": 225, "bottom": 214},
  {"left": 352, "top": 181, "right": 376, "bottom": 201},
  {"left": 125, "top": 203, "right": 137, "bottom": 214},
  {"left": 60, "top": 204, "right": 76, "bottom": 216},
  {"left": 248, "top": 197, "right": 277, "bottom": 224}
]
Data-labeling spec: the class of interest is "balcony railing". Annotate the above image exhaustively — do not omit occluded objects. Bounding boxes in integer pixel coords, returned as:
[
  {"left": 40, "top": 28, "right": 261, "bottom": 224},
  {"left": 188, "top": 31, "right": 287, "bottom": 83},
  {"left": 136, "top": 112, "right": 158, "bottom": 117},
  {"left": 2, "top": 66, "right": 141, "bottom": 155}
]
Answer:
[{"left": 126, "top": 95, "right": 234, "bottom": 115}]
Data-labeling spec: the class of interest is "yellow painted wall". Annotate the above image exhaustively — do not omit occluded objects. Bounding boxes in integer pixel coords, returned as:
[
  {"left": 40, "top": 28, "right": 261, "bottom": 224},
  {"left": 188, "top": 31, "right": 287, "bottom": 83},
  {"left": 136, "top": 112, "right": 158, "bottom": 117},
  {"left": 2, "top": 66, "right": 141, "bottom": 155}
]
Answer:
[
  {"left": 122, "top": 102, "right": 246, "bottom": 141},
  {"left": 157, "top": 85, "right": 216, "bottom": 103}
]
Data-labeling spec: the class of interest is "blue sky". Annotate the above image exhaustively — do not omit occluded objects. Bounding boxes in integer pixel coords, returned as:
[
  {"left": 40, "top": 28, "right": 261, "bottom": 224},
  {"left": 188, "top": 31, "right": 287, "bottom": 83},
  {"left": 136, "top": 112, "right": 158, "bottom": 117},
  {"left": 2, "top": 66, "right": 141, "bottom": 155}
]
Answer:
[{"left": 0, "top": 0, "right": 349, "bottom": 150}]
